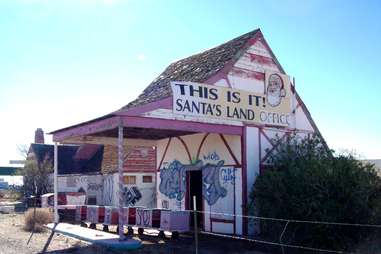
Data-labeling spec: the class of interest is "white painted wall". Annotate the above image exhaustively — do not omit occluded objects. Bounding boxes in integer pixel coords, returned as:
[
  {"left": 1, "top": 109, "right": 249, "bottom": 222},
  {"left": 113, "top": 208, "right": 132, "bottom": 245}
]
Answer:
[
  {"left": 58, "top": 172, "right": 156, "bottom": 208},
  {"left": 245, "top": 127, "right": 260, "bottom": 235},
  {"left": 156, "top": 133, "right": 242, "bottom": 235},
  {"left": 57, "top": 174, "right": 103, "bottom": 205}
]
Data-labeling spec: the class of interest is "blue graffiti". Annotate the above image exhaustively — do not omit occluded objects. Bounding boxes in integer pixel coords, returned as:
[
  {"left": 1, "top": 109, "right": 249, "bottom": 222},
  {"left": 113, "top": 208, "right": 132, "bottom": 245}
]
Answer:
[
  {"left": 221, "top": 167, "right": 236, "bottom": 184},
  {"left": 159, "top": 159, "right": 228, "bottom": 206},
  {"left": 159, "top": 160, "right": 203, "bottom": 201},
  {"left": 202, "top": 160, "right": 227, "bottom": 205},
  {"left": 123, "top": 186, "right": 142, "bottom": 206},
  {"left": 203, "top": 151, "right": 220, "bottom": 161}
]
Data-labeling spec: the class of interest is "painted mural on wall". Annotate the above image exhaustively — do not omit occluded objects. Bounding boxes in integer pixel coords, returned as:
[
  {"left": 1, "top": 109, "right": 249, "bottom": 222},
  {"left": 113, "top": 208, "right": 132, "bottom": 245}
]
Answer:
[
  {"left": 202, "top": 160, "right": 227, "bottom": 205},
  {"left": 102, "top": 175, "right": 114, "bottom": 206},
  {"left": 159, "top": 160, "right": 203, "bottom": 201},
  {"left": 159, "top": 159, "right": 231, "bottom": 206},
  {"left": 123, "top": 186, "right": 142, "bottom": 206}
]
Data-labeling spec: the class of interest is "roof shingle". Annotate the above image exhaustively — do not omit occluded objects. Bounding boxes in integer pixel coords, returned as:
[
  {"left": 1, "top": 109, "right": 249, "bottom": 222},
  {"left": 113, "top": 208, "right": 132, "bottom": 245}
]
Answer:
[{"left": 120, "top": 29, "right": 260, "bottom": 111}]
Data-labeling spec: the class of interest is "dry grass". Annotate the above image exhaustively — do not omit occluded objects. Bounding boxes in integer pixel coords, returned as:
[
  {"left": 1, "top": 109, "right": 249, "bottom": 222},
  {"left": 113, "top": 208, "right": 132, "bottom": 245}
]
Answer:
[{"left": 23, "top": 208, "right": 53, "bottom": 232}]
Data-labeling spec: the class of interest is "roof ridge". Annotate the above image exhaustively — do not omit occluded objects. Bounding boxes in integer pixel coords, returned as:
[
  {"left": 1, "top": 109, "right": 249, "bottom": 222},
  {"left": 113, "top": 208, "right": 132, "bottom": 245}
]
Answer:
[
  {"left": 120, "top": 28, "right": 261, "bottom": 111},
  {"left": 166, "top": 28, "right": 261, "bottom": 67}
]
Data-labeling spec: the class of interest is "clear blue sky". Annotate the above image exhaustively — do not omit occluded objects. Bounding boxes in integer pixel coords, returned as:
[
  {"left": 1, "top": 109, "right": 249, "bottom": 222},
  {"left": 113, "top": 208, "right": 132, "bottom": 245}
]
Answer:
[{"left": 0, "top": 0, "right": 380, "bottom": 166}]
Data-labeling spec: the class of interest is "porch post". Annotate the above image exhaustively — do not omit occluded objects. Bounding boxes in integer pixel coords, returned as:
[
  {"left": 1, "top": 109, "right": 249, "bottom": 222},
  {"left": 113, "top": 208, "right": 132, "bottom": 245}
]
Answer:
[
  {"left": 53, "top": 142, "right": 58, "bottom": 223},
  {"left": 117, "top": 120, "right": 126, "bottom": 240}
]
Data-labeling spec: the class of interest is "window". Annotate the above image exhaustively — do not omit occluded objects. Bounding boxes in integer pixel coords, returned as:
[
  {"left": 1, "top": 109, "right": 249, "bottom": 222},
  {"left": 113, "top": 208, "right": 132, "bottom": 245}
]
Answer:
[
  {"left": 123, "top": 175, "right": 136, "bottom": 185},
  {"left": 87, "top": 196, "right": 97, "bottom": 205},
  {"left": 142, "top": 175, "right": 153, "bottom": 183}
]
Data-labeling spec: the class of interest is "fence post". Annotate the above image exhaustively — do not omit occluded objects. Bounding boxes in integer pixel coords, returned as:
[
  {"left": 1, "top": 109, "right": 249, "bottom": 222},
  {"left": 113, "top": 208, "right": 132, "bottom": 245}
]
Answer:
[
  {"left": 193, "top": 195, "right": 198, "bottom": 254},
  {"left": 279, "top": 221, "right": 289, "bottom": 254}
]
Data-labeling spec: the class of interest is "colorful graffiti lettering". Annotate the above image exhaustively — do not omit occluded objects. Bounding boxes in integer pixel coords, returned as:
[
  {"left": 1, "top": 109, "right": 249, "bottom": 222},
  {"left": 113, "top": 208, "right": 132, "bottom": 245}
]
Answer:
[
  {"left": 159, "top": 160, "right": 203, "bottom": 201},
  {"left": 123, "top": 186, "right": 142, "bottom": 206},
  {"left": 203, "top": 160, "right": 227, "bottom": 205},
  {"left": 221, "top": 167, "right": 236, "bottom": 184}
]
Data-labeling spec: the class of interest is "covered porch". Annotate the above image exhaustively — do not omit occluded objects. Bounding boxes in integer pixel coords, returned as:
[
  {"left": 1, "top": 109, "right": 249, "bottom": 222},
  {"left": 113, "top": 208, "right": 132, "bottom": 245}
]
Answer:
[{"left": 50, "top": 113, "right": 245, "bottom": 240}]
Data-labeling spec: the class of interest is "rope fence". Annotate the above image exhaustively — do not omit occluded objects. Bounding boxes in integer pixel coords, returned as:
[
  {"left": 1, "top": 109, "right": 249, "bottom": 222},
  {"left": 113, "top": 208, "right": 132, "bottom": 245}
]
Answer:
[{"left": 53, "top": 206, "right": 381, "bottom": 254}]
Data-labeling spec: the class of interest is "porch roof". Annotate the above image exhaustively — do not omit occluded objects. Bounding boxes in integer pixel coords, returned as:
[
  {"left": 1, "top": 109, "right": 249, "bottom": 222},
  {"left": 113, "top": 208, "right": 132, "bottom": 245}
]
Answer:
[{"left": 50, "top": 115, "right": 242, "bottom": 142}]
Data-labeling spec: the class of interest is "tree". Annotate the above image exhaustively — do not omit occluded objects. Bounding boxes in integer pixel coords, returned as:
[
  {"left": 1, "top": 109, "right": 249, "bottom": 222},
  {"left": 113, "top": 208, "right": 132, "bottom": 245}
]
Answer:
[
  {"left": 250, "top": 134, "right": 381, "bottom": 251},
  {"left": 23, "top": 155, "right": 53, "bottom": 197}
]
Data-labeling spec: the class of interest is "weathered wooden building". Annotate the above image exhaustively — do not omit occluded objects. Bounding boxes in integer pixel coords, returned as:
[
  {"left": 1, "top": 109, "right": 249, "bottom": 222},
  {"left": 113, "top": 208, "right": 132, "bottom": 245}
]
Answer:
[{"left": 50, "top": 29, "right": 322, "bottom": 236}]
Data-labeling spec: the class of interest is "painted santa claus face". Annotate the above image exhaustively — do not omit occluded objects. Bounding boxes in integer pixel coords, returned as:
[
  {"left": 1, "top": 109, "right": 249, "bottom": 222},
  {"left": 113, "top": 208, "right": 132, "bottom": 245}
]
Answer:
[{"left": 267, "top": 74, "right": 284, "bottom": 107}]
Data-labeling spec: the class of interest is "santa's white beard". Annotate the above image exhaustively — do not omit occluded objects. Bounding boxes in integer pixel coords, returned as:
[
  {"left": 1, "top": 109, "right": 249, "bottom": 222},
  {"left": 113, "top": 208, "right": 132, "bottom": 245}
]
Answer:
[{"left": 267, "top": 92, "right": 281, "bottom": 107}]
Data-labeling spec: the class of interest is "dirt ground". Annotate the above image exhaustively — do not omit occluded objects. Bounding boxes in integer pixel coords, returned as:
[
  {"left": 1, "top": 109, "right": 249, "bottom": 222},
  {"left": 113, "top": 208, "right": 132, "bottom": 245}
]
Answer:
[{"left": 0, "top": 213, "right": 267, "bottom": 254}]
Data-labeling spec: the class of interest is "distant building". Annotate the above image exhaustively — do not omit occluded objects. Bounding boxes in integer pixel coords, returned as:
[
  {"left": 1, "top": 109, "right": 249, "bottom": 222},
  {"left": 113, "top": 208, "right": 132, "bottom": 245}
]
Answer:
[
  {"left": 0, "top": 166, "right": 22, "bottom": 188},
  {"left": 26, "top": 128, "right": 156, "bottom": 207}
]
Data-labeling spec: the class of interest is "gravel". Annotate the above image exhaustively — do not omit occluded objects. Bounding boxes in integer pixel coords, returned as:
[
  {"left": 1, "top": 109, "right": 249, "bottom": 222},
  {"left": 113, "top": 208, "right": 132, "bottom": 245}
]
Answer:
[{"left": 0, "top": 213, "right": 267, "bottom": 254}]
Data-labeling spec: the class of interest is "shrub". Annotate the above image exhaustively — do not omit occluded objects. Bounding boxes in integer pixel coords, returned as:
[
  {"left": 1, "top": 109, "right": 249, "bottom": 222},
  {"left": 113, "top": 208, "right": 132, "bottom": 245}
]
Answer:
[
  {"left": 24, "top": 208, "right": 53, "bottom": 232},
  {"left": 250, "top": 135, "right": 381, "bottom": 251}
]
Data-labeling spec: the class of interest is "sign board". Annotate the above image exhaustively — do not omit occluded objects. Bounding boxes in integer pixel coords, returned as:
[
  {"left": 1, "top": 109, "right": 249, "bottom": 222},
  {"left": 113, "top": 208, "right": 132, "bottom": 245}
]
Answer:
[{"left": 171, "top": 72, "right": 293, "bottom": 126}]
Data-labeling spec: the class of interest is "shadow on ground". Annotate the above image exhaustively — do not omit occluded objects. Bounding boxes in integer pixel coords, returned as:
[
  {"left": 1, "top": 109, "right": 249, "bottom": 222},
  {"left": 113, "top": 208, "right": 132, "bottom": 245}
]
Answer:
[{"left": 42, "top": 232, "right": 275, "bottom": 254}]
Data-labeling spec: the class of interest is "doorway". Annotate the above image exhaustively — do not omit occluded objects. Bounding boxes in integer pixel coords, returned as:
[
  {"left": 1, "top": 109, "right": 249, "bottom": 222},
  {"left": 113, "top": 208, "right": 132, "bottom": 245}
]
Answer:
[{"left": 188, "top": 170, "right": 203, "bottom": 227}]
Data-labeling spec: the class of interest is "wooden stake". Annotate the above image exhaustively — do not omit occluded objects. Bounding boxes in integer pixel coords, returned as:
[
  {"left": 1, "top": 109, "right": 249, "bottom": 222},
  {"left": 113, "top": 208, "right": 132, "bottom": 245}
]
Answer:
[{"left": 193, "top": 195, "right": 198, "bottom": 254}]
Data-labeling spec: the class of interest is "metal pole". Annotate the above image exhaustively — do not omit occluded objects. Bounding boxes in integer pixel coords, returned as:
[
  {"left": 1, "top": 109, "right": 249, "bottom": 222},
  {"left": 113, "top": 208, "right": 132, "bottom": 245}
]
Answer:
[
  {"left": 118, "top": 122, "right": 126, "bottom": 240},
  {"left": 193, "top": 195, "right": 198, "bottom": 254},
  {"left": 53, "top": 142, "right": 58, "bottom": 223}
]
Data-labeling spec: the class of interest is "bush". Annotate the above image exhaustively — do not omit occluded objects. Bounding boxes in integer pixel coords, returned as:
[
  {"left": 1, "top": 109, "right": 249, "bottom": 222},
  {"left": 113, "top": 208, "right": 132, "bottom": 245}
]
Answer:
[
  {"left": 250, "top": 135, "right": 381, "bottom": 251},
  {"left": 24, "top": 208, "right": 53, "bottom": 232},
  {"left": 3, "top": 190, "right": 23, "bottom": 201}
]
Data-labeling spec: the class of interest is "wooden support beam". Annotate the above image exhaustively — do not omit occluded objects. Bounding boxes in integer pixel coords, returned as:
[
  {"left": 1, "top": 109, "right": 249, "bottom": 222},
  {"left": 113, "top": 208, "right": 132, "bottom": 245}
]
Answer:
[{"left": 61, "top": 136, "right": 156, "bottom": 147}]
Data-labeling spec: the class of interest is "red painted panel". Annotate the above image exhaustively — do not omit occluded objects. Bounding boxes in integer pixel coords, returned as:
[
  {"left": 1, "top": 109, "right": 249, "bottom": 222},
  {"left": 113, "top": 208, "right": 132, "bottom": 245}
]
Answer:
[
  {"left": 245, "top": 52, "right": 275, "bottom": 66},
  {"left": 229, "top": 66, "right": 265, "bottom": 80}
]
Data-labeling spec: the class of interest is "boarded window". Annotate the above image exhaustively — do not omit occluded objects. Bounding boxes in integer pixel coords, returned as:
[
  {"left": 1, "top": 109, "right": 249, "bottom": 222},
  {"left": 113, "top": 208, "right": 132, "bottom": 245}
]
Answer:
[
  {"left": 123, "top": 175, "right": 136, "bottom": 185},
  {"left": 142, "top": 175, "right": 153, "bottom": 183}
]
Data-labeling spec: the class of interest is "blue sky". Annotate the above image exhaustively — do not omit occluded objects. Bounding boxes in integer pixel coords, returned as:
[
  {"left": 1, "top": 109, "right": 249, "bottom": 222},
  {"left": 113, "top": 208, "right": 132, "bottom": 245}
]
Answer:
[{"left": 0, "top": 0, "right": 380, "bottom": 166}]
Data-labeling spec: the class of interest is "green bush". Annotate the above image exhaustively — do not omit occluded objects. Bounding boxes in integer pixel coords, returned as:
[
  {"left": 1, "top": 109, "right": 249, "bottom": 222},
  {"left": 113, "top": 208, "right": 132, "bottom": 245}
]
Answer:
[{"left": 250, "top": 135, "right": 381, "bottom": 251}]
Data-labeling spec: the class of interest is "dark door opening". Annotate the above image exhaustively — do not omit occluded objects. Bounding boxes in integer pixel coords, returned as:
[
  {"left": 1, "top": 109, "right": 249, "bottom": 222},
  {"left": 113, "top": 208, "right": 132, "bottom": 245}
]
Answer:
[{"left": 188, "top": 170, "right": 203, "bottom": 227}]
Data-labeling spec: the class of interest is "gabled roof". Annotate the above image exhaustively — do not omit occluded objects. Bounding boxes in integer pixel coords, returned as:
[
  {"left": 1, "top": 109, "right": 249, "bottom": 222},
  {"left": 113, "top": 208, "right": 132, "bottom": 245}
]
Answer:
[
  {"left": 120, "top": 29, "right": 261, "bottom": 111},
  {"left": 29, "top": 143, "right": 104, "bottom": 174}
]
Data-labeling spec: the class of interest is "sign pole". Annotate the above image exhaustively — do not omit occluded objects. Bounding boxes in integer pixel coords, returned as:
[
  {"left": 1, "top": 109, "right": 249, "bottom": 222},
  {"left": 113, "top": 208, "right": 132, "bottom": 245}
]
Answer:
[
  {"left": 53, "top": 142, "right": 58, "bottom": 223},
  {"left": 193, "top": 195, "right": 198, "bottom": 254},
  {"left": 118, "top": 120, "right": 126, "bottom": 240}
]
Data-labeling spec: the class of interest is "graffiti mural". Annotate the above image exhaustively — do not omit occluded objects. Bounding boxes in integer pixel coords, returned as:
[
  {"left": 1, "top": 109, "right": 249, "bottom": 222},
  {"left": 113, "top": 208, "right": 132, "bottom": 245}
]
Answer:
[
  {"left": 136, "top": 208, "right": 152, "bottom": 227},
  {"left": 102, "top": 175, "right": 114, "bottom": 206},
  {"left": 159, "top": 159, "right": 228, "bottom": 206},
  {"left": 221, "top": 167, "right": 236, "bottom": 184},
  {"left": 202, "top": 160, "right": 227, "bottom": 205},
  {"left": 159, "top": 160, "right": 203, "bottom": 201},
  {"left": 87, "top": 182, "right": 103, "bottom": 191},
  {"left": 162, "top": 200, "right": 169, "bottom": 209},
  {"left": 203, "top": 151, "right": 220, "bottom": 161},
  {"left": 123, "top": 186, "right": 142, "bottom": 206}
]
